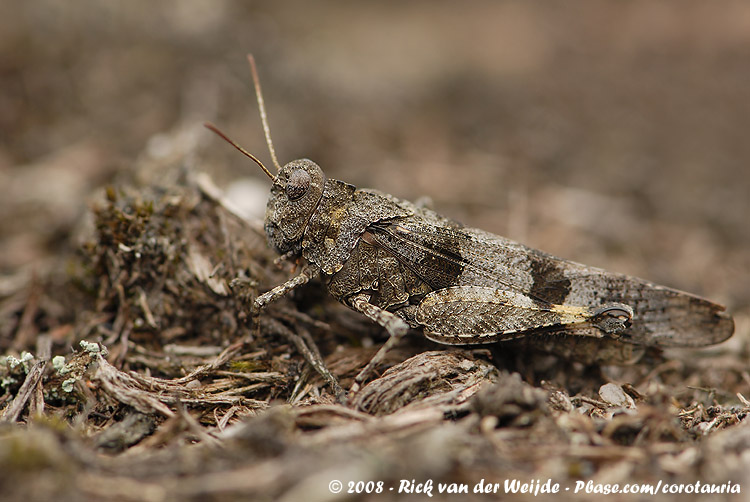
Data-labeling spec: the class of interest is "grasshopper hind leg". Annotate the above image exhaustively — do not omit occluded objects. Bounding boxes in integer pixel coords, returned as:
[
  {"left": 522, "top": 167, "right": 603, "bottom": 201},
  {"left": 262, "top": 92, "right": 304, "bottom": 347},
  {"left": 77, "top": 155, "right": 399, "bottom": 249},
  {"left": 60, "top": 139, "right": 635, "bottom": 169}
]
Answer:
[{"left": 349, "top": 294, "right": 410, "bottom": 392}]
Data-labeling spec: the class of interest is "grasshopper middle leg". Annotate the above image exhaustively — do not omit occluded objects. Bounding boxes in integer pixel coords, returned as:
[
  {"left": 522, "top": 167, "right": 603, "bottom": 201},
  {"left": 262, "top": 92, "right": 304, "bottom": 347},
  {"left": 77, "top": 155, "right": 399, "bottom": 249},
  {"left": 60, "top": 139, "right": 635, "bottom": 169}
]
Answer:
[{"left": 349, "top": 294, "right": 410, "bottom": 391}]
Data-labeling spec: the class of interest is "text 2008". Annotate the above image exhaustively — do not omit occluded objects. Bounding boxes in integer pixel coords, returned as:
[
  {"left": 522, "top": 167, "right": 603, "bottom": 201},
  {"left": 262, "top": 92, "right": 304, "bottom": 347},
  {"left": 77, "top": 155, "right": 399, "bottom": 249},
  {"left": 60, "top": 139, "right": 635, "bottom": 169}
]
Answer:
[{"left": 348, "top": 481, "right": 385, "bottom": 494}]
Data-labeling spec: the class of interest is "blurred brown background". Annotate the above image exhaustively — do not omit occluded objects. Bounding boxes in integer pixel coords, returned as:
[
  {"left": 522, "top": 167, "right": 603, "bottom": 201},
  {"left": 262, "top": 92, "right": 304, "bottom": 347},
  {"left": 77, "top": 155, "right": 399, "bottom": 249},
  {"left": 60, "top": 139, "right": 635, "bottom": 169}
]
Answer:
[{"left": 1, "top": 0, "right": 748, "bottom": 321}]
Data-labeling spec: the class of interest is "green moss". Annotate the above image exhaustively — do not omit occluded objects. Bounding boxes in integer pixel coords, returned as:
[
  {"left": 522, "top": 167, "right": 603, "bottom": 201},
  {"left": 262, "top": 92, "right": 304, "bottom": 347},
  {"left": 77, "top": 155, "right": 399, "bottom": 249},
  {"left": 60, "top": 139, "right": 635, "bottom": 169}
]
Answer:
[{"left": 228, "top": 360, "right": 265, "bottom": 372}]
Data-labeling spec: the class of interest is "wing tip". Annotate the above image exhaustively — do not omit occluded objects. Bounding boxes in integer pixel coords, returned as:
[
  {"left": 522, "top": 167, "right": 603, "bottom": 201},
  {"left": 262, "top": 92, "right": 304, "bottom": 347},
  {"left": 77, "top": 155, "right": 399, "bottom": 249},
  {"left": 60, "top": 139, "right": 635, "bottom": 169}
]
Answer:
[{"left": 647, "top": 309, "right": 735, "bottom": 348}]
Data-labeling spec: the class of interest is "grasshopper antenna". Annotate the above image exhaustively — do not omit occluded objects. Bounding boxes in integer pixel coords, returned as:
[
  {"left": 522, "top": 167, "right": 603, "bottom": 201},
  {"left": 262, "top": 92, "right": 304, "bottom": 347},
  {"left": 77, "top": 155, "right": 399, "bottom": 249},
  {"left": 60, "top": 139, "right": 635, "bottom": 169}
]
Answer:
[
  {"left": 247, "top": 54, "right": 281, "bottom": 172},
  {"left": 204, "top": 122, "right": 277, "bottom": 182}
]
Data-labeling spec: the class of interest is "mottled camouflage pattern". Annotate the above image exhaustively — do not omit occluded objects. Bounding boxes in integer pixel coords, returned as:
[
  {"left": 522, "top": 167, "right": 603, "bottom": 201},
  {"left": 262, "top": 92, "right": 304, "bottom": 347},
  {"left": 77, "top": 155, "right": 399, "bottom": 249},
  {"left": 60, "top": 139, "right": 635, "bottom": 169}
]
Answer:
[{"left": 259, "top": 159, "right": 733, "bottom": 363}]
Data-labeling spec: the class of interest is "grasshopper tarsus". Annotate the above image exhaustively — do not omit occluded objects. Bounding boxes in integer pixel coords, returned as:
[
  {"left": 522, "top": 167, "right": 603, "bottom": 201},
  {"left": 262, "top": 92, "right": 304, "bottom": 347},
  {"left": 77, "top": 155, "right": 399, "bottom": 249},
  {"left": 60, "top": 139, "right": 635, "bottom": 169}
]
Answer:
[{"left": 252, "top": 266, "right": 317, "bottom": 313}]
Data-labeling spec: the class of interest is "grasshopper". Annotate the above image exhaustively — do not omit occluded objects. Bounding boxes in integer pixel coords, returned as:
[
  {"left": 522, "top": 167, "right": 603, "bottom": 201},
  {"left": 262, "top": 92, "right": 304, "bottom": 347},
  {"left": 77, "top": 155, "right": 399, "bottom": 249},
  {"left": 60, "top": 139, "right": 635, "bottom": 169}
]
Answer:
[{"left": 206, "top": 56, "right": 734, "bottom": 386}]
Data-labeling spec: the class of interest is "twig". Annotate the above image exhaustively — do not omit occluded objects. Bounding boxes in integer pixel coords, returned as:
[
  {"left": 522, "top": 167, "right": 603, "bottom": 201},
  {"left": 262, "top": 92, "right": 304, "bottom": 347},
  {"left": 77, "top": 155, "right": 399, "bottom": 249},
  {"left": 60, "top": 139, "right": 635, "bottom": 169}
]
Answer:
[
  {"left": 263, "top": 317, "right": 344, "bottom": 402},
  {"left": 277, "top": 308, "right": 331, "bottom": 331},
  {"left": 173, "top": 339, "right": 248, "bottom": 385},
  {"left": 93, "top": 354, "right": 175, "bottom": 417},
  {"left": 175, "top": 401, "right": 221, "bottom": 447},
  {"left": 1, "top": 360, "right": 46, "bottom": 422},
  {"left": 11, "top": 273, "right": 41, "bottom": 351},
  {"left": 1, "top": 335, "right": 52, "bottom": 422}
]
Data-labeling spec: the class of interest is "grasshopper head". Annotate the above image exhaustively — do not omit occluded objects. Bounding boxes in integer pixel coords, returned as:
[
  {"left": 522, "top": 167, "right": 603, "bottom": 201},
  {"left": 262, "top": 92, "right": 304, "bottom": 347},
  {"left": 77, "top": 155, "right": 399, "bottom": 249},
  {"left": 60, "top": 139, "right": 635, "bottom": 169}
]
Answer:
[{"left": 264, "top": 159, "right": 325, "bottom": 255}]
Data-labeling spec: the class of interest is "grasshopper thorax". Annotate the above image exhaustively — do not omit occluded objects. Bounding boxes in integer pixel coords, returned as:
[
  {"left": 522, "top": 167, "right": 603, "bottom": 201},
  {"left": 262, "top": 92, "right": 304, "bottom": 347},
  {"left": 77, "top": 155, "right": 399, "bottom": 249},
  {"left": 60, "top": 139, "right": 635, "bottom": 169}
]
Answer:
[{"left": 264, "top": 159, "right": 326, "bottom": 255}]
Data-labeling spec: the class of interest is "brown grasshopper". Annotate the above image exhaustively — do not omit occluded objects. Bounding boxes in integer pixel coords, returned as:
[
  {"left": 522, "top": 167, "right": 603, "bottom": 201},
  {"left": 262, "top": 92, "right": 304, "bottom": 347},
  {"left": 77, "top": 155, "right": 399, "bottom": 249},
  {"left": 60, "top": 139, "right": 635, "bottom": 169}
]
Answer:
[{"left": 206, "top": 55, "right": 734, "bottom": 386}]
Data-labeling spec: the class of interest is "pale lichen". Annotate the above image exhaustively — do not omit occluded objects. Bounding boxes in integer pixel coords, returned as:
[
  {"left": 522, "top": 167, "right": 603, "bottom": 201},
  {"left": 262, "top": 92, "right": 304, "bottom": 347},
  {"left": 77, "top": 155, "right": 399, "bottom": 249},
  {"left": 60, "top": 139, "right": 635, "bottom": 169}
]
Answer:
[
  {"left": 6, "top": 352, "right": 34, "bottom": 372},
  {"left": 52, "top": 355, "right": 67, "bottom": 374}
]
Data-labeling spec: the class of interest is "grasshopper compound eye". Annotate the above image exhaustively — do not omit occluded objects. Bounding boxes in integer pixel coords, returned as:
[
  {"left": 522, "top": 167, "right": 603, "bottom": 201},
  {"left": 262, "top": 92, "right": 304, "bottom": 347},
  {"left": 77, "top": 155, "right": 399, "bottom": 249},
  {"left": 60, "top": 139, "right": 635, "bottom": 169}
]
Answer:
[
  {"left": 286, "top": 169, "right": 311, "bottom": 200},
  {"left": 591, "top": 303, "right": 634, "bottom": 335}
]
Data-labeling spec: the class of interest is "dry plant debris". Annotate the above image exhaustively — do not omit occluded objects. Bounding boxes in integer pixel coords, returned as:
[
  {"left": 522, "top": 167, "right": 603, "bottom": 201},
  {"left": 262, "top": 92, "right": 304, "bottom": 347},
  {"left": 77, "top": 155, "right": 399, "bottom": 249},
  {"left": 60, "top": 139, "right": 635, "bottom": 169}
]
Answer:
[{"left": 0, "top": 140, "right": 748, "bottom": 501}]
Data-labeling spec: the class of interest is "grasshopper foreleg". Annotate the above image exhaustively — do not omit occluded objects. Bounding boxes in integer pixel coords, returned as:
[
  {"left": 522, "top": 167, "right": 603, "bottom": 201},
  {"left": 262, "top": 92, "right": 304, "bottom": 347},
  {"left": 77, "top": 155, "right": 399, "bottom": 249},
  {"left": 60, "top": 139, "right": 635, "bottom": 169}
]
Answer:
[
  {"left": 253, "top": 264, "right": 319, "bottom": 314},
  {"left": 252, "top": 264, "right": 320, "bottom": 338}
]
